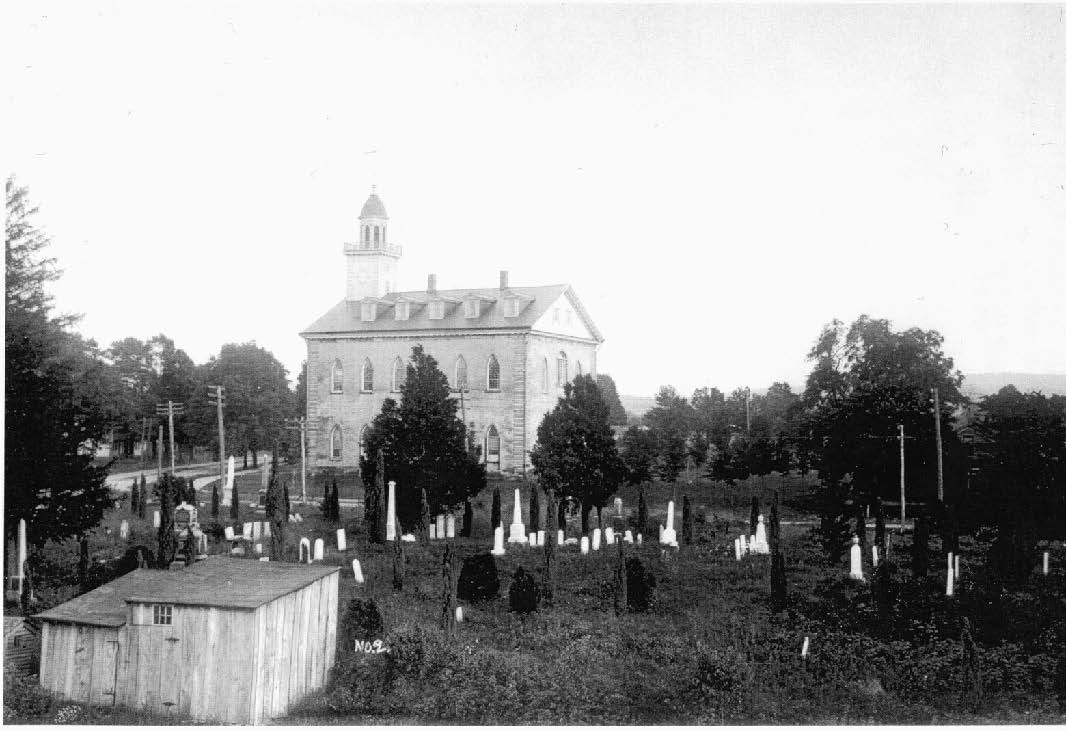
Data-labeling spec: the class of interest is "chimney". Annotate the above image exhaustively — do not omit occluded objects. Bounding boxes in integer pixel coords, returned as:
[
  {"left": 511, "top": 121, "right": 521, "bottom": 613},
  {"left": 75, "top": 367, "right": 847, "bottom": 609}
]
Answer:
[
  {"left": 499, "top": 270, "right": 509, "bottom": 290},
  {"left": 427, "top": 273, "right": 437, "bottom": 293}
]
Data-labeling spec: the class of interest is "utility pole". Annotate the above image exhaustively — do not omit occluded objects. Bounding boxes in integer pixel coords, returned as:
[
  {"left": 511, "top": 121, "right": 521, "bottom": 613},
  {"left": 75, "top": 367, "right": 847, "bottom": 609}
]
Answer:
[
  {"left": 140, "top": 416, "right": 148, "bottom": 472},
  {"left": 208, "top": 385, "right": 226, "bottom": 495},
  {"left": 932, "top": 387, "right": 944, "bottom": 503},
  {"left": 899, "top": 423, "right": 906, "bottom": 533},
  {"left": 155, "top": 401, "right": 184, "bottom": 473},
  {"left": 745, "top": 387, "right": 751, "bottom": 434},
  {"left": 284, "top": 417, "right": 307, "bottom": 503},
  {"left": 156, "top": 422, "right": 163, "bottom": 481}
]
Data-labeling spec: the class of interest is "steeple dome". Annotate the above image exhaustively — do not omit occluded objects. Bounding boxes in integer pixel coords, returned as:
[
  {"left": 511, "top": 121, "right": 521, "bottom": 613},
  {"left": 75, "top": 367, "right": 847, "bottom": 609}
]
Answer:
[
  {"left": 359, "top": 186, "right": 388, "bottom": 220},
  {"left": 345, "top": 186, "right": 401, "bottom": 301}
]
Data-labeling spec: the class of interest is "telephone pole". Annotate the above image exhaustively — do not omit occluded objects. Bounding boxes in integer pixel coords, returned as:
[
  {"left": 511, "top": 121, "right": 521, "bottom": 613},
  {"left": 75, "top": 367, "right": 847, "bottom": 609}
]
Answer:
[
  {"left": 208, "top": 386, "right": 226, "bottom": 494},
  {"left": 745, "top": 387, "right": 751, "bottom": 434},
  {"left": 156, "top": 422, "right": 163, "bottom": 481},
  {"left": 155, "top": 401, "right": 184, "bottom": 473},
  {"left": 140, "top": 416, "right": 148, "bottom": 472},
  {"left": 932, "top": 387, "right": 944, "bottom": 502},
  {"left": 284, "top": 417, "right": 307, "bottom": 503},
  {"left": 899, "top": 423, "right": 906, "bottom": 533}
]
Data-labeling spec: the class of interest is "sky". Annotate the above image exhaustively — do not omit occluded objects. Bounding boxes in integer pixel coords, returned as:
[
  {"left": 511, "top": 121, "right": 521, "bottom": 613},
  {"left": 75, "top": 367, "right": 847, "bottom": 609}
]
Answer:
[{"left": 6, "top": 3, "right": 1065, "bottom": 398}]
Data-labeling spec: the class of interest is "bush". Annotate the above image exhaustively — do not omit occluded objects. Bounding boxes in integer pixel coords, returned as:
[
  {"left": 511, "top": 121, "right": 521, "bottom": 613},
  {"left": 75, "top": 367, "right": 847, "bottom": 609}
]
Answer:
[
  {"left": 457, "top": 553, "right": 500, "bottom": 603},
  {"left": 340, "top": 598, "right": 384, "bottom": 654},
  {"left": 508, "top": 566, "right": 538, "bottom": 614},
  {"left": 4, "top": 669, "right": 54, "bottom": 721},
  {"left": 626, "top": 557, "right": 656, "bottom": 612}
]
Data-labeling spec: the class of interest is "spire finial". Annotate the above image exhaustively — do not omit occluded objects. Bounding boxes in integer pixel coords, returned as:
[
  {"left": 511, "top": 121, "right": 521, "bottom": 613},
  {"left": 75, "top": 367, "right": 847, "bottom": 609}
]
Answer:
[{"left": 371, "top": 184, "right": 377, "bottom": 194}]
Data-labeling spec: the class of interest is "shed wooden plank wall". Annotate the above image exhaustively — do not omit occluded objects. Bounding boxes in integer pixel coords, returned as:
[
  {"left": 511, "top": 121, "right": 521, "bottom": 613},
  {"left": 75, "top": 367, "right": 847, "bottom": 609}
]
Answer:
[
  {"left": 250, "top": 571, "right": 338, "bottom": 724},
  {"left": 38, "top": 623, "right": 120, "bottom": 705}
]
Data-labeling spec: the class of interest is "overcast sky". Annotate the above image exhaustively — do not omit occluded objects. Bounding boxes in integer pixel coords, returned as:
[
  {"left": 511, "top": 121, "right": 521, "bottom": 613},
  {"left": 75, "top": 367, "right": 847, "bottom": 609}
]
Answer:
[{"left": 6, "top": 3, "right": 1065, "bottom": 398}]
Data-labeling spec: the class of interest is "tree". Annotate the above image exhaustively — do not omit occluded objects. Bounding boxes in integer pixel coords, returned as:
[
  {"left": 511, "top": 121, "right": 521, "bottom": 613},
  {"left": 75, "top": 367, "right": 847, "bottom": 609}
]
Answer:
[
  {"left": 360, "top": 346, "right": 485, "bottom": 531},
  {"left": 462, "top": 499, "right": 474, "bottom": 538},
  {"left": 491, "top": 487, "right": 502, "bottom": 530},
  {"left": 5, "top": 177, "right": 114, "bottom": 547},
  {"left": 529, "top": 486, "right": 540, "bottom": 534},
  {"left": 799, "top": 316, "right": 967, "bottom": 557},
  {"left": 156, "top": 474, "right": 177, "bottom": 567},
  {"left": 619, "top": 426, "right": 656, "bottom": 485},
  {"left": 531, "top": 374, "right": 625, "bottom": 534},
  {"left": 637, "top": 484, "right": 648, "bottom": 536},
  {"left": 595, "top": 373, "right": 628, "bottom": 426},
  {"left": 643, "top": 386, "right": 694, "bottom": 483},
  {"left": 265, "top": 463, "right": 286, "bottom": 560}
]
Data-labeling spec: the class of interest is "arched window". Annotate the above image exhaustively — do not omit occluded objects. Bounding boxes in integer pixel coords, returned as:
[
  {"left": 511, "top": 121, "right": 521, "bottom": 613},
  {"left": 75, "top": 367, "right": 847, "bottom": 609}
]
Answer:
[
  {"left": 361, "top": 358, "right": 374, "bottom": 392},
  {"left": 363, "top": 225, "right": 369, "bottom": 245},
  {"left": 556, "top": 351, "right": 568, "bottom": 387},
  {"left": 486, "top": 355, "right": 500, "bottom": 391},
  {"left": 391, "top": 356, "right": 405, "bottom": 392},
  {"left": 485, "top": 425, "right": 500, "bottom": 469},
  {"left": 331, "top": 359, "right": 344, "bottom": 393},
  {"left": 542, "top": 357, "right": 549, "bottom": 394},
  {"left": 330, "top": 425, "right": 343, "bottom": 460},
  {"left": 374, "top": 226, "right": 380, "bottom": 245},
  {"left": 359, "top": 425, "right": 369, "bottom": 459},
  {"left": 383, "top": 225, "right": 387, "bottom": 243},
  {"left": 455, "top": 355, "right": 468, "bottom": 391}
]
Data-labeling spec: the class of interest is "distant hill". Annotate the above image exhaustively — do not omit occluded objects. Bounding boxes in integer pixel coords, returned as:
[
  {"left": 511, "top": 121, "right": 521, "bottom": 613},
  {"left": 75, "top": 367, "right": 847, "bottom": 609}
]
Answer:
[
  {"left": 961, "top": 373, "right": 1066, "bottom": 398},
  {"left": 620, "top": 394, "right": 656, "bottom": 417}
]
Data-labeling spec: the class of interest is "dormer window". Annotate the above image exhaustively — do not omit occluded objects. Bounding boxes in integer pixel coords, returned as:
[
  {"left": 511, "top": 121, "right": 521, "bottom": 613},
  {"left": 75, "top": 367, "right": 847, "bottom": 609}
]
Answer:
[
  {"left": 360, "top": 302, "right": 377, "bottom": 322},
  {"left": 429, "top": 300, "right": 444, "bottom": 320},
  {"left": 395, "top": 301, "right": 409, "bottom": 321},
  {"left": 464, "top": 299, "right": 480, "bottom": 319},
  {"left": 504, "top": 297, "right": 520, "bottom": 318}
]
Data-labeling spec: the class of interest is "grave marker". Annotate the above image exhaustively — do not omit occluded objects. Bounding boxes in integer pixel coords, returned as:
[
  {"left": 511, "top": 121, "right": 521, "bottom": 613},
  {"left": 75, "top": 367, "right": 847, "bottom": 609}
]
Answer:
[
  {"left": 120, "top": 520, "right": 129, "bottom": 540},
  {"left": 871, "top": 545, "right": 879, "bottom": 568},
  {"left": 252, "top": 522, "right": 261, "bottom": 541},
  {"left": 849, "top": 536, "right": 864, "bottom": 581},
  {"left": 299, "top": 537, "right": 311, "bottom": 563},
  {"left": 615, "top": 497, "right": 623, "bottom": 516},
  {"left": 153, "top": 511, "right": 161, "bottom": 528},
  {"left": 436, "top": 514, "right": 446, "bottom": 539},
  {"left": 662, "top": 501, "right": 678, "bottom": 546},
  {"left": 580, "top": 536, "right": 590, "bottom": 555},
  {"left": 624, "top": 530, "right": 634, "bottom": 544},
  {"left": 752, "top": 515, "right": 769, "bottom": 554},
  {"left": 592, "top": 528, "right": 601, "bottom": 551},
  {"left": 637, "top": 533, "right": 643, "bottom": 546},
  {"left": 954, "top": 554, "right": 960, "bottom": 580},
  {"left": 604, "top": 527, "right": 614, "bottom": 545},
  {"left": 557, "top": 529, "right": 565, "bottom": 546},
  {"left": 1044, "top": 551, "right": 1050, "bottom": 575},
  {"left": 243, "top": 522, "right": 253, "bottom": 540},
  {"left": 352, "top": 559, "right": 365, "bottom": 584},
  {"left": 801, "top": 636, "right": 810, "bottom": 658},
  {"left": 429, "top": 524, "right": 437, "bottom": 540},
  {"left": 455, "top": 606, "right": 464, "bottom": 623},
  {"left": 491, "top": 526, "right": 506, "bottom": 556},
  {"left": 386, "top": 481, "right": 397, "bottom": 541},
  {"left": 537, "top": 530, "right": 545, "bottom": 546},
  {"left": 508, "top": 487, "right": 527, "bottom": 543},
  {"left": 946, "top": 552, "right": 954, "bottom": 596},
  {"left": 446, "top": 514, "right": 456, "bottom": 539},
  {"left": 337, "top": 529, "right": 347, "bottom": 551},
  {"left": 313, "top": 538, "right": 325, "bottom": 561},
  {"left": 224, "top": 526, "right": 236, "bottom": 541},
  {"left": 254, "top": 543, "right": 263, "bottom": 555}
]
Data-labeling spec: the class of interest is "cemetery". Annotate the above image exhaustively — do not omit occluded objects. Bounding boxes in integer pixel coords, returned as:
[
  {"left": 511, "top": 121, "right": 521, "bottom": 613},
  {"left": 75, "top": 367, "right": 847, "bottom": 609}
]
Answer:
[{"left": 4, "top": 470, "right": 1064, "bottom": 724}]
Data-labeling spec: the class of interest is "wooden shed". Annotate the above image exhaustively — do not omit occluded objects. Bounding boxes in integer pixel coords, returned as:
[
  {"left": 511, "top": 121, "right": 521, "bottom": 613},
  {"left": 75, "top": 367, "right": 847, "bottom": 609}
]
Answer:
[
  {"left": 4, "top": 616, "right": 41, "bottom": 675},
  {"left": 34, "top": 557, "right": 339, "bottom": 724}
]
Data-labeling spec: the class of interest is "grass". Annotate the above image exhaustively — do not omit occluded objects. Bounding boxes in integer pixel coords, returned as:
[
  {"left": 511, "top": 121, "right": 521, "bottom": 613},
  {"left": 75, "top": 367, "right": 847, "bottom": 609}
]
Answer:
[{"left": 7, "top": 472, "right": 1065, "bottom": 724}]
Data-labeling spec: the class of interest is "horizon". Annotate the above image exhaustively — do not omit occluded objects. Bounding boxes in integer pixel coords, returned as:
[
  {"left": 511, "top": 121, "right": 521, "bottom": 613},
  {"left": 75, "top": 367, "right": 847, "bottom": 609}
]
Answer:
[{"left": 8, "top": 3, "right": 1064, "bottom": 397}]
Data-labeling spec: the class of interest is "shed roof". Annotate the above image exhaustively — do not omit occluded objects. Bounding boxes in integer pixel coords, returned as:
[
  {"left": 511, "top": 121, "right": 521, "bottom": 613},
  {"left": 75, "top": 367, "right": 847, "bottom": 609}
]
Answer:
[{"left": 34, "top": 558, "right": 339, "bottom": 628}]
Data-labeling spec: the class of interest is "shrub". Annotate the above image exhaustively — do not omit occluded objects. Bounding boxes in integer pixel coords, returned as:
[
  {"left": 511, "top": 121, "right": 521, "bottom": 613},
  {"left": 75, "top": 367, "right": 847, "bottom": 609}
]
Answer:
[
  {"left": 508, "top": 566, "right": 538, "bottom": 614},
  {"left": 461, "top": 499, "right": 474, "bottom": 538},
  {"left": 340, "top": 598, "right": 385, "bottom": 654},
  {"left": 3, "top": 669, "right": 53, "bottom": 720},
  {"left": 457, "top": 553, "right": 500, "bottom": 603},
  {"left": 626, "top": 557, "right": 656, "bottom": 612}
]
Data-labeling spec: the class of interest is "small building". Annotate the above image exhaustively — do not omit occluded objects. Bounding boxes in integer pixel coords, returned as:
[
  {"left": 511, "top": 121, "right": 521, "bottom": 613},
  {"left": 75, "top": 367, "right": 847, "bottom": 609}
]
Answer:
[
  {"left": 4, "top": 616, "right": 41, "bottom": 675},
  {"left": 34, "top": 557, "right": 339, "bottom": 724}
]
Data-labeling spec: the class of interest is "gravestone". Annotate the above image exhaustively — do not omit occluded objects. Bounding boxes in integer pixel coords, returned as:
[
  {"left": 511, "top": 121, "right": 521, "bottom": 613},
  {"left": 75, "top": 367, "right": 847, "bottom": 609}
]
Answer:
[{"left": 313, "top": 538, "right": 325, "bottom": 561}]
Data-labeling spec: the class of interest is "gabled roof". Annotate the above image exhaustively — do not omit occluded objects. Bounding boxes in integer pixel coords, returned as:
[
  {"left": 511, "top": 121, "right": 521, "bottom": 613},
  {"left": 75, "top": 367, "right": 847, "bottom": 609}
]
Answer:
[
  {"left": 301, "top": 284, "right": 602, "bottom": 342},
  {"left": 34, "top": 558, "right": 339, "bottom": 628}
]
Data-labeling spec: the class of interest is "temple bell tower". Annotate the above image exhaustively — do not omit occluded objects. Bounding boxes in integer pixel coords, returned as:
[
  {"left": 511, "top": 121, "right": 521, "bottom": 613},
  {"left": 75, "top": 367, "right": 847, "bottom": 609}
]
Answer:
[{"left": 345, "top": 186, "right": 401, "bottom": 301}]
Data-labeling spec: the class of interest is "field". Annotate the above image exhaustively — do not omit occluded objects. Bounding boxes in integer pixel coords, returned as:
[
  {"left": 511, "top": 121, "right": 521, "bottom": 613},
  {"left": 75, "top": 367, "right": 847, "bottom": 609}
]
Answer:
[{"left": 6, "top": 472, "right": 1065, "bottom": 724}]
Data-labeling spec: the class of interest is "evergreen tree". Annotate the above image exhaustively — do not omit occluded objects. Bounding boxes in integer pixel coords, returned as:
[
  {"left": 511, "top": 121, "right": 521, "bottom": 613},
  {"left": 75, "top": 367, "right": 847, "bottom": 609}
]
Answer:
[
  {"left": 139, "top": 474, "right": 147, "bottom": 519},
  {"left": 682, "top": 495, "right": 694, "bottom": 545},
  {"left": 211, "top": 482, "right": 219, "bottom": 519},
  {"left": 529, "top": 486, "right": 540, "bottom": 534},
  {"left": 854, "top": 500, "right": 867, "bottom": 549},
  {"left": 613, "top": 535, "right": 628, "bottom": 616},
  {"left": 769, "top": 492, "right": 786, "bottom": 611},
  {"left": 331, "top": 478, "right": 341, "bottom": 522},
  {"left": 461, "top": 499, "right": 473, "bottom": 538},
  {"left": 130, "top": 479, "right": 139, "bottom": 515},
  {"left": 360, "top": 346, "right": 485, "bottom": 531},
  {"left": 491, "top": 486, "right": 502, "bottom": 530},
  {"left": 595, "top": 373, "right": 628, "bottom": 426},
  {"left": 637, "top": 484, "right": 648, "bottom": 536},
  {"left": 643, "top": 386, "right": 694, "bottom": 483},
  {"left": 266, "top": 468, "right": 286, "bottom": 561},
  {"left": 392, "top": 519, "right": 405, "bottom": 591},
  {"left": 78, "top": 535, "right": 89, "bottom": 593},
  {"left": 440, "top": 545, "right": 457, "bottom": 635},
  {"left": 156, "top": 474, "right": 177, "bottom": 567},
  {"left": 531, "top": 374, "right": 625, "bottom": 528},
  {"left": 557, "top": 498, "right": 567, "bottom": 533},
  {"left": 543, "top": 493, "right": 556, "bottom": 605},
  {"left": 229, "top": 470, "right": 239, "bottom": 523},
  {"left": 420, "top": 487, "right": 431, "bottom": 540}
]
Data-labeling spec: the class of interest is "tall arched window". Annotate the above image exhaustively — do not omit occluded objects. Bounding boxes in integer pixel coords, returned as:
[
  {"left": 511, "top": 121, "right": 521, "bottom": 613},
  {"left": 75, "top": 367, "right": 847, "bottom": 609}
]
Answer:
[
  {"left": 542, "top": 357, "right": 549, "bottom": 393},
  {"left": 486, "top": 355, "right": 500, "bottom": 391},
  {"left": 455, "top": 355, "right": 468, "bottom": 391},
  {"left": 485, "top": 425, "right": 500, "bottom": 469},
  {"left": 330, "top": 425, "right": 343, "bottom": 460},
  {"left": 374, "top": 226, "right": 380, "bottom": 245},
  {"left": 556, "top": 351, "right": 568, "bottom": 387},
  {"left": 331, "top": 359, "right": 344, "bottom": 393},
  {"left": 363, "top": 225, "right": 369, "bottom": 245},
  {"left": 391, "top": 356, "right": 405, "bottom": 392},
  {"left": 361, "top": 358, "right": 374, "bottom": 392}
]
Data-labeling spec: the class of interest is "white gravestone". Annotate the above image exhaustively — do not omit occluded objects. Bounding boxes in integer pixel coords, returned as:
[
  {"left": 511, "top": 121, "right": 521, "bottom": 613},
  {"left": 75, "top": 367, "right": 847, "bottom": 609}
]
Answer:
[
  {"left": 557, "top": 530, "right": 565, "bottom": 546},
  {"left": 436, "top": 514, "right": 446, "bottom": 539},
  {"left": 954, "top": 554, "right": 960, "bottom": 580},
  {"left": 508, "top": 488, "right": 527, "bottom": 544},
  {"left": 615, "top": 497, "right": 624, "bottom": 516},
  {"left": 801, "top": 637, "right": 810, "bottom": 658},
  {"left": 871, "top": 545, "right": 879, "bottom": 568},
  {"left": 153, "top": 511, "right": 161, "bottom": 528},
  {"left": 299, "top": 537, "right": 311, "bottom": 563},
  {"left": 946, "top": 552, "right": 954, "bottom": 596},
  {"left": 580, "top": 536, "right": 590, "bottom": 555},
  {"left": 259, "top": 556, "right": 270, "bottom": 562},
  {"left": 662, "top": 501, "right": 678, "bottom": 546},
  {"left": 849, "top": 536, "right": 864, "bottom": 581},
  {"left": 386, "top": 481, "right": 397, "bottom": 541},
  {"left": 254, "top": 543, "right": 262, "bottom": 555},
  {"left": 313, "top": 538, "right": 325, "bottom": 561},
  {"left": 740, "top": 534, "right": 748, "bottom": 555},
  {"left": 637, "top": 533, "right": 643, "bottom": 546},
  {"left": 491, "top": 526, "right": 506, "bottom": 556},
  {"left": 592, "top": 528, "right": 602, "bottom": 551},
  {"left": 446, "top": 515, "right": 456, "bottom": 539},
  {"left": 624, "top": 530, "right": 634, "bottom": 544},
  {"left": 734, "top": 538, "right": 742, "bottom": 561},
  {"left": 537, "top": 530, "right": 545, "bottom": 546},
  {"left": 401, "top": 533, "right": 416, "bottom": 542},
  {"left": 564, "top": 538, "right": 579, "bottom": 546},
  {"left": 352, "top": 559, "right": 365, "bottom": 584},
  {"left": 243, "top": 522, "right": 253, "bottom": 540},
  {"left": 264, "top": 522, "right": 271, "bottom": 537},
  {"left": 455, "top": 606, "right": 464, "bottom": 623},
  {"left": 429, "top": 524, "right": 437, "bottom": 540},
  {"left": 752, "top": 515, "right": 769, "bottom": 554},
  {"left": 252, "top": 522, "right": 261, "bottom": 541},
  {"left": 15, "top": 519, "right": 27, "bottom": 596},
  {"left": 1044, "top": 551, "right": 1050, "bottom": 576},
  {"left": 120, "top": 520, "right": 129, "bottom": 540},
  {"left": 224, "top": 526, "right": 236, "bottom": 541},
  {"left": 337, "top": 529, "right": 346, "bottom": 551},
  {"left": 604, "top": 527, "right": 615, "bottom": 545}
]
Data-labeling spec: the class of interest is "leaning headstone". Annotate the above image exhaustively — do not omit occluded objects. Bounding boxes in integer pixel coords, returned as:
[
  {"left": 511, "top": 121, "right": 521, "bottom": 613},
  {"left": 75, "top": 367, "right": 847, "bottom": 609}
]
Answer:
[
  {"left": 592, "top": 528, "right": 602, "bottom": 551},
  {"left": 849, "top": 535, "right": 864, "bottom": 581},
  {"left": 337, "top": 528, "right": 347, "bottom": 551},
  {"left": 564, "top": 537, "right": 579, "bottom": 546},
  {"left": 386, "top": 481, "right": 397, "bottom": 541},
  {"left": 313, "top": 538, "right": 325, "bottom": 561},
  {"left": 352, "top": 559, "right": 365, "bottom": 584},
  {"left": 153, "top": 511, "right": 161, "bottom": 528},
  {"left": 491, "top": 526, "right": 506, "bottom": 556},
  {"left": 120, "top": 520, "right": 129, "bottom": 540},
  {"left": 580, "top": 536, "right": 590, "bottom": 555},
  {"left": 430, "top": 524, "right": 438, "bottom": 540},
  {"left": 446, "top": 514, "right": 456, "bottom": 539}
]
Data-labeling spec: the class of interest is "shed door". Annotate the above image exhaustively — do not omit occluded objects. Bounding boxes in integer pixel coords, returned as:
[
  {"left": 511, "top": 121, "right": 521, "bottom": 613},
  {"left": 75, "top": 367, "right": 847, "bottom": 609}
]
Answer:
[{"left": 92, "top": 637, "right": 120, "bottom": 706}]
